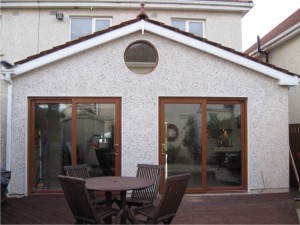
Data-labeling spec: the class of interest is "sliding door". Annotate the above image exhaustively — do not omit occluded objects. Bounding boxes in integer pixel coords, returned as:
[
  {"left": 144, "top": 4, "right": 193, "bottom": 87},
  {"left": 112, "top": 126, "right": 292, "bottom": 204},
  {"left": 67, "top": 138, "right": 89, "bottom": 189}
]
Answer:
[
  {"left": 28, "top": 97, "right": 121, "bottom": 193},
  {"left": 159, "top": 97, "right": 247, "bottom": 193}
]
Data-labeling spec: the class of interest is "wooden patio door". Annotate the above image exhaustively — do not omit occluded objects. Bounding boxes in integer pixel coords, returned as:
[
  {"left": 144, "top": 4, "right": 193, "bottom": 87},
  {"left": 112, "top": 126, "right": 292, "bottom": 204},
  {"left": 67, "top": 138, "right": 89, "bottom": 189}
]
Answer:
[
  {"left": 159, "top": 97, "right": 247, "bottom": 193},
  {"left": 28, "top": 97, "right": 121, "bottom": 194}
]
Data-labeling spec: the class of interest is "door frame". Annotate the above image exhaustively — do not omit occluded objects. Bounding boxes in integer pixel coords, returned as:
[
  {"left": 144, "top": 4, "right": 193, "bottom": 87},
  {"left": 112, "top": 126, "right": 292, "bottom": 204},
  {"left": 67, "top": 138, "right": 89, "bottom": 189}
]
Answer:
[
  {"left": 27, "top": 97, "right": 122, "bottom": 194},
  {"left": 159, "top": 97, "right": 247, "bottom": 193}
]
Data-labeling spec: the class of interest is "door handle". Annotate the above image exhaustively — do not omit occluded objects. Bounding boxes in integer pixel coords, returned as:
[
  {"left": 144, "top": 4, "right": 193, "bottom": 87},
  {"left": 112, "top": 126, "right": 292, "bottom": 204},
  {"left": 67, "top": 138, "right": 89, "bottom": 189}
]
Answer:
[
  {"left": 162, "top": 143, "right": 167, "bottom": 155},
  {"left": 114, "top": 144, "right": 119, "bottom": 156}
]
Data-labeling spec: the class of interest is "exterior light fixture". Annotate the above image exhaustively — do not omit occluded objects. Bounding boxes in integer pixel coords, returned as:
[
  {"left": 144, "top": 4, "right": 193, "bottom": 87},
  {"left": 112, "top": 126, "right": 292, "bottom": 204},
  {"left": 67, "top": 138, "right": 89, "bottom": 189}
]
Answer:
[{"left": 56, "top": 13, "right": 64, "bottom": 21}]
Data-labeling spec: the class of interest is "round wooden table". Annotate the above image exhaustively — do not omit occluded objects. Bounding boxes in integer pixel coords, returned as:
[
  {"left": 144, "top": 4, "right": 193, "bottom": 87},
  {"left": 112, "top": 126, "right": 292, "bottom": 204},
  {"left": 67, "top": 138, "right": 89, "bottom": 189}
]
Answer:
[{"left": 85, "top": 176, "right": 153, "bottom": 224}]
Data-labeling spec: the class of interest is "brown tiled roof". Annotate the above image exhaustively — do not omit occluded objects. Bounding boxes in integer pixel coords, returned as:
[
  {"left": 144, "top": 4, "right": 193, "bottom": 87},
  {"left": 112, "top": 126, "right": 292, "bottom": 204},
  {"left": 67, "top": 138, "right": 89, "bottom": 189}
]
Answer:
[
  {"left": 15, "top": 16, "right": 297, "bottom": 77},
  {"left": 244, "top": 8, "right": 300, "bottom": 54}
]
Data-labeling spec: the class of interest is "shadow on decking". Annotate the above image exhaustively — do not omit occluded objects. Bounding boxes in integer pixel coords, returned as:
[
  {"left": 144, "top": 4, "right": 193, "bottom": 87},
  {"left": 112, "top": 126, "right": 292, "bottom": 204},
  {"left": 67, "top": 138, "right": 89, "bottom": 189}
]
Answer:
[{"left": 1, "top": 192, "right": 299, "bottom": 224}]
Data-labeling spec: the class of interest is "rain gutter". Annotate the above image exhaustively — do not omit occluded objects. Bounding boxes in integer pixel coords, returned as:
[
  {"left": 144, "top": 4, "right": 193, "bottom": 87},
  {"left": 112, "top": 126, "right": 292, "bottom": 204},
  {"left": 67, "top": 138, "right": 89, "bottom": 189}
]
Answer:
[
  {"left": 1, "top": 70, "right": 13, "bottom": 195},
  {"left": 1, "top": 71, "right": 13, "bottom": 172}
]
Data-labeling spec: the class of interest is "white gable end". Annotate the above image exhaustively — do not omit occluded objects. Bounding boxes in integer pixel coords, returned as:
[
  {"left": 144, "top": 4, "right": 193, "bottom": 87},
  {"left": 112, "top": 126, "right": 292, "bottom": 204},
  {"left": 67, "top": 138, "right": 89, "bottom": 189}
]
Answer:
[{"left": 11, "top": 20, "right": 298, "bottom": 86}]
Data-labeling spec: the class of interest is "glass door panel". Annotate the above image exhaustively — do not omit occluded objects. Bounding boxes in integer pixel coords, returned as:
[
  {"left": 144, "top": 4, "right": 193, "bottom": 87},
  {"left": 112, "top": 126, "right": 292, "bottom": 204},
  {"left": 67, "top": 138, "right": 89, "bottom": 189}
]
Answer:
[
  {"left": 206, "top": 104, "right": 242, "bottom": 187},
  {"left": 160, "top": 98, "right": 246, "bottom": 193},
  {"left": 33, "top": 103, "right": 72, "bottom": 190},
  {"left": 164, "top": 103, "right": 203, "bottom": 189},
  {"left": 29, "top": 98, "right": 121, "bottom": 193},
  {"left": 76, "top": 103, "right": 116, "bottom": 176}
]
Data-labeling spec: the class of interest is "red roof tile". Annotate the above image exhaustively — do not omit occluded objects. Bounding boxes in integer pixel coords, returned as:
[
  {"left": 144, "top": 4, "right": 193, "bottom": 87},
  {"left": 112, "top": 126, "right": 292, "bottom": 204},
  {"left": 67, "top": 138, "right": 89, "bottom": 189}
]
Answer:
[{"left": 244, "top": 8, "right": 300, "bottom": 54}]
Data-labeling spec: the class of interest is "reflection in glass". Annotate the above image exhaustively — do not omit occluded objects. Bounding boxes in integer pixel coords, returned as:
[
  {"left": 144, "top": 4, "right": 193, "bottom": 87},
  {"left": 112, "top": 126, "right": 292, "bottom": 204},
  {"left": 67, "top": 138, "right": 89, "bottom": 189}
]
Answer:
[
  {"left": 33, "top": 102, "right": 116, "bottom": 190},
  {"left": 124, "top": 41, "right": 158, "bottom": 74},
  {"left": 95, "top": 20, "right": 110, "bottom": 32},
  {"left": 76, "top": 104, "right": 115, "bottom": 177},
  {"left": 165, "top": 104, "right": 202, "bottom": 189},
  {"left": 71, "top": 18, "right": 92, "bottom": 40},
  {"left": 189, "top": 21, "right": 203, "bottom": 37},
  {"left": 33, "top": 103, "right": 72, "bottom": 190},
  {"left": 172, "top": 20, "right": 185, "bottom": 31},
  {"left": 206, "top": 104, "right": 241, "bottom": 187}
]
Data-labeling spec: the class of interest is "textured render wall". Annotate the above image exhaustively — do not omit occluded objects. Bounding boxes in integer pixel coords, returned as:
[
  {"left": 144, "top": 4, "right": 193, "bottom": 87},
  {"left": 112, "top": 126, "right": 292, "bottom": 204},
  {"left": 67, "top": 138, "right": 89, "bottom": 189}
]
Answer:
[
  {"left": 1, "top": 9, "right": 40, "bottom": 62},
  {"left": 9, "top": 32, "right": 289, "bottom": 195},
  {"left": 1, "top": 8, "right": 242, "bottom": 62},
  {"left": 289, "top": 85, "right": 300, "bottom": 124},
  {"left": 0, "top": 79, "right": 7, "bottom": 168},
  {"left": 268, "top": 36, "right": 300, "bottom": 124}
]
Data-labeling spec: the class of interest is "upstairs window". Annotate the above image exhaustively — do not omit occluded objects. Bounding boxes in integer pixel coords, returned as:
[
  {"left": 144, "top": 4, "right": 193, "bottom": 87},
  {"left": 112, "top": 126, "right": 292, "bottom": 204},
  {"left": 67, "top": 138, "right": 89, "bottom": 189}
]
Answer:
[
  {"left": 171, "top": 19, "right": 204, "bottom": 37},
  {"left": 70, "top": 17, "right": 112, "bottom": 40}
]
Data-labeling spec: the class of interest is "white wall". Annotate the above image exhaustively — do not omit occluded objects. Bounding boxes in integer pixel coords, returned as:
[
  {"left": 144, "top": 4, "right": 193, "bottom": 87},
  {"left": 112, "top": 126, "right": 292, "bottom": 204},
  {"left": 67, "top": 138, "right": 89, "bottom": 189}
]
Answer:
[
  {"left": 1, "top": 8, "right": 243, "bottom": 63},
  {"left": 6, "top": 32, "right": 289, "bottom": 195},
  {"left": 267, "top": 36, "right": 300, "bottom": 124},
  {"left": 0, "top": 79, "right": 8, "bottom": 168}
]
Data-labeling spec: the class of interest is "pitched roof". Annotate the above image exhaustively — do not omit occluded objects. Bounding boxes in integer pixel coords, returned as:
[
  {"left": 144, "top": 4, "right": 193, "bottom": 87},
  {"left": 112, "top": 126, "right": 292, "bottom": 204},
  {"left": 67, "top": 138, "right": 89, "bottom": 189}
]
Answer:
[
  {"left": 244, "top": 8, "right": 300, "bottom": 55},
  {"left": 9, "top": 12, "right": 298, "bottom": 86}
]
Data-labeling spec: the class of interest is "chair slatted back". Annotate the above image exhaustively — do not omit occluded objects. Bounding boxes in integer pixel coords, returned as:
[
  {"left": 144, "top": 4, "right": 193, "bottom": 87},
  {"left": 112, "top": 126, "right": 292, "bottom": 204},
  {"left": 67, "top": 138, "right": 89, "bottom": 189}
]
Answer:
[
  {"left": 64, "top": 164, "right": 90, "bottom": 178},
  {"left": 151, "top": 173, "right": 190, "bottom": 224},
  {"left": 131, "top": 164, "right": 164, "bottom": 202},
  {"left": 63, "top": 164, "right": 98, "bottom": 201},
  {"left": 58, "top": 175, "right": 99, "bottom": 224}
]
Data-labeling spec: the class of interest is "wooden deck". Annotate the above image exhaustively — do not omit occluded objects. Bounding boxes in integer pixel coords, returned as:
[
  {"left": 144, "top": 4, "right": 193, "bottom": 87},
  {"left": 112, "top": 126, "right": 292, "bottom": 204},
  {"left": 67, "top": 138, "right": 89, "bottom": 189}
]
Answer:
[{"left": 1, "top": 192, "right": 299, "bottom": 224}]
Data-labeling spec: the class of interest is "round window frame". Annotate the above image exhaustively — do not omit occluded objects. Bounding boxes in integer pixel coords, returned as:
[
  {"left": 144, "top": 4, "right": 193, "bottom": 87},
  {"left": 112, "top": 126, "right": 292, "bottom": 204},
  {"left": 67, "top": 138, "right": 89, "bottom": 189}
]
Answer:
[{"left": 124, "top": 40, "right": 159, "bottom": 74}]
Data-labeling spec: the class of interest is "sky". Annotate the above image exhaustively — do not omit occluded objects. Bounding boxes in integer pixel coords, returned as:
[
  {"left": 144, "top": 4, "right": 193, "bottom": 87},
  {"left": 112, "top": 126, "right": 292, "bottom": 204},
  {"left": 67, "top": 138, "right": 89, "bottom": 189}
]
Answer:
[{"left": 242, "top": 0, "right": 300, "bottom": 51}]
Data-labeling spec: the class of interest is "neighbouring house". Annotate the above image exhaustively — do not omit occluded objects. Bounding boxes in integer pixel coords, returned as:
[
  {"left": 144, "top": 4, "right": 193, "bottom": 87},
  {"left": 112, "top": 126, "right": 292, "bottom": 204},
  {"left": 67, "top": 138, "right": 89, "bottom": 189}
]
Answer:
[
  {"left": 0, "top": 0, "right": 254, "bottom": 63},
  {"left": 1, "top": 3, "right": 299, "bottom": 196},
  {"left": 244, "top": 8, "right": 300, "bottom": 125},
  {"left": 244, "top": 8, "right": 300, "bottom": 189}
]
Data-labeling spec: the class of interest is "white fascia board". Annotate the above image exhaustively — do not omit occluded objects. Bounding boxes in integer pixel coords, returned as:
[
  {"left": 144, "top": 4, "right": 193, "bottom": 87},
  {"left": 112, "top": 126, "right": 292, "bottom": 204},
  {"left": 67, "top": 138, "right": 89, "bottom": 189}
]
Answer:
[
  {"left": 13, "top": 19, "right": 297, "bottom": 86},
  {"left": 143, "top": 21, "right": 298, "bottom": 86},
  {"left": 13, "top": 22, "right": 142, "bottom": 76}
]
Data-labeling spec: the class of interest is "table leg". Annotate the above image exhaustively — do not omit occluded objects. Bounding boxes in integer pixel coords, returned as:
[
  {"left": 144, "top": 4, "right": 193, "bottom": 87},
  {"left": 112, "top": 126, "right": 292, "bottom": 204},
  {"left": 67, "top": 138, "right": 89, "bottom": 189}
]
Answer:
[
  {"left": 105, "top": 191, "right": 113, "bottom": 224},
  {"left": 120, "top": 191, "right": 127, "bottom": 224}
]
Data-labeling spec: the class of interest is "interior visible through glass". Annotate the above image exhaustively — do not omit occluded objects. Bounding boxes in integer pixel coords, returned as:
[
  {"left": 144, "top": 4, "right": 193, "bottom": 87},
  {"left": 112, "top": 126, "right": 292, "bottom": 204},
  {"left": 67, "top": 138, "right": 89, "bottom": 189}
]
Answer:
[
  {"left": 33, "top": 103, "right": 72, "bottom": 190},
  {"left": 76, "top": 103, "right": 115, "bottom": 177},
  {"left": 165, "top": 104, "right": 203, "bottom": 189},
  {"left": 164, "top": 102, "right": 242, "bottom": 190},
  {"left": 33, "top": 102, "right": 116, "bottom": 190},
  {"left": 206, "top": 104, "right": 242, "bottom": 187}
]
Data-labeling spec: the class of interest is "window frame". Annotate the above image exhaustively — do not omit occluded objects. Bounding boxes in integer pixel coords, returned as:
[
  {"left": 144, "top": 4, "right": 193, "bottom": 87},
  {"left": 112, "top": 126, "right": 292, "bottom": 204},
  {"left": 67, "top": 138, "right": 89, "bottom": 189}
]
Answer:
[
  {"left": 171, "top": 18, "right": 205, "bottom": 37},
  {"left": 69, "top": 17, "right": 112, "bottom": 40}
]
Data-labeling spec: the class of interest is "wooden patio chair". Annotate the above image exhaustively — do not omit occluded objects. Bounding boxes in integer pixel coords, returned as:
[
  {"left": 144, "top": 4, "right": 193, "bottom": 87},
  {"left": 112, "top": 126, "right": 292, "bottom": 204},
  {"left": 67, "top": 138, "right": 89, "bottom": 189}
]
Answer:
[
  {"left": 63, "top": 164, "right": 106, "bottom": 206},
  {"left": 115, "top": 164, "right": 164, "bottom": 208},
  {"left": 58, "top": 175, "right": 119, "bottom": 224},
  {"left": 129, "top": 173, "right": 191, "bottom": 224}
]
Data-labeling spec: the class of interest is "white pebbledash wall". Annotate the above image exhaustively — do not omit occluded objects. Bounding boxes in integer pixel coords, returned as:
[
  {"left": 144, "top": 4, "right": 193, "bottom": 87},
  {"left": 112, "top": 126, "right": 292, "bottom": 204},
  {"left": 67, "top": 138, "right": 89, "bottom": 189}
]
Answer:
[{"left": 8, "top": 32, "right": 289, "bottom": 195}]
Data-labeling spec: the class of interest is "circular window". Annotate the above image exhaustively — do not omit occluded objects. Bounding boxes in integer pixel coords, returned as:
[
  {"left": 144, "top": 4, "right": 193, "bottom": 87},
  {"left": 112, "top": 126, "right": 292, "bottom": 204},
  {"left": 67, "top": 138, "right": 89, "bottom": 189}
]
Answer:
[{"left": 124, "top": 41, "right": 158, "bottom": 74}]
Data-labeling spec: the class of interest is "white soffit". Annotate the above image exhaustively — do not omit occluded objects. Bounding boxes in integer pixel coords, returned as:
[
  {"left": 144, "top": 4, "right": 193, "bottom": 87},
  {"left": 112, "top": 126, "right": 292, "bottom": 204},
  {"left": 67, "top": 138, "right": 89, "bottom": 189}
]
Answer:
[{"left": 13, "top": 20, "right": 298, "bottom": 86}]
